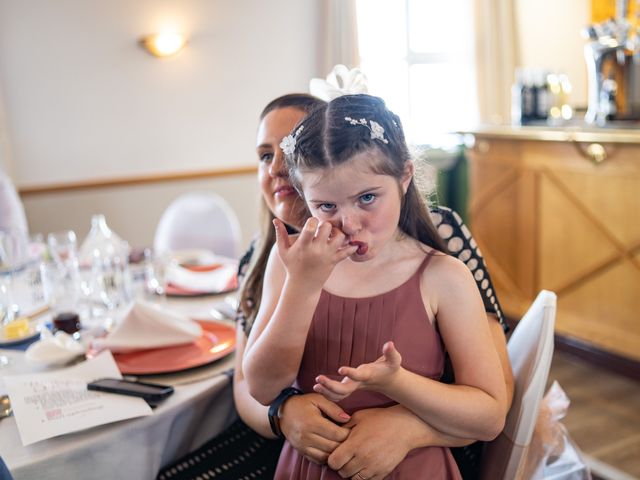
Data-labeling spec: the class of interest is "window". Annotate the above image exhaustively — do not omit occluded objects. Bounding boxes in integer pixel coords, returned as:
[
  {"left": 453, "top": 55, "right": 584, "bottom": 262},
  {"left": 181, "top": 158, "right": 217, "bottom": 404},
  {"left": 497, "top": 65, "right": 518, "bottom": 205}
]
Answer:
[{"left": 356, "top": 0, "right": 477, "bottom": 146}]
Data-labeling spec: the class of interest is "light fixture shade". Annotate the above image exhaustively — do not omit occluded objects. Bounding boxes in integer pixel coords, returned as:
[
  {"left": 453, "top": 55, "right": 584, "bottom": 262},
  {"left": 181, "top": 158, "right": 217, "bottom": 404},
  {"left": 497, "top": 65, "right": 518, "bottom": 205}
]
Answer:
[{"left": 140, "top": 33, "right": 187, "bottom": 58}]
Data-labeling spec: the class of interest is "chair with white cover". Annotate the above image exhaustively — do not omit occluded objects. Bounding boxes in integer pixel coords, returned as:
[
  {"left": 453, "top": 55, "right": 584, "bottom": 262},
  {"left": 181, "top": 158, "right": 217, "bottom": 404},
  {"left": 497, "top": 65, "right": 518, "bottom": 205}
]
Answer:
[
  {"left": 480, "top": 290, "right": 557, "bottom": 480},
  {"left": 153, "top": 192, "right": 242, "bottom": 259}
]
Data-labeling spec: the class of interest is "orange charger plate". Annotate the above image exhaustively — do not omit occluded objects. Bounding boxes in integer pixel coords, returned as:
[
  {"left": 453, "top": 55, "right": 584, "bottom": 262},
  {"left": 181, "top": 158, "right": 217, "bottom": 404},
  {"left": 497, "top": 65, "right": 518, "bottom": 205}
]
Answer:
[{"left": 111, "top": 320, "right": 236, "bottom": 375}]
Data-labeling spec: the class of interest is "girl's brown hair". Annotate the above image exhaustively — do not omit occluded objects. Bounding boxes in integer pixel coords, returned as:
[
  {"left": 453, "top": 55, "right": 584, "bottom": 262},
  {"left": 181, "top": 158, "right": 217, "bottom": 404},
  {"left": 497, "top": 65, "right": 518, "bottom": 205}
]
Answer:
[{"left": 286, "top": 94, "right": 447, "bottom": 253}]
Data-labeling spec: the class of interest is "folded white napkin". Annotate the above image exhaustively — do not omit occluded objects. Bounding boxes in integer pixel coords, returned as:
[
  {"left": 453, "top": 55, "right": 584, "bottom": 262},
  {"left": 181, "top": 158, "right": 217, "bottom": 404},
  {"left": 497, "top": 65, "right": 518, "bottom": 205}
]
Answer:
[
  {"left": 93, "top": 301, "right": 202, "bottom": 353},
  {"left": 25, "top": 330, "right": 85, "bottom": 367},
  {"left": 166, "top": 262, "right": 237, "bottom": 293}
]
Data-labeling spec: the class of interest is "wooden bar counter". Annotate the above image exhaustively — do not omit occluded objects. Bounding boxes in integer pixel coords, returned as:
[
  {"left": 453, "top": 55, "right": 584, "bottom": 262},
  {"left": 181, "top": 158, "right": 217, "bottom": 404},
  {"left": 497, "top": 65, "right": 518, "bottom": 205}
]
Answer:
[{"left": 463, "top": 125, "right": 640, "bottom": 362}]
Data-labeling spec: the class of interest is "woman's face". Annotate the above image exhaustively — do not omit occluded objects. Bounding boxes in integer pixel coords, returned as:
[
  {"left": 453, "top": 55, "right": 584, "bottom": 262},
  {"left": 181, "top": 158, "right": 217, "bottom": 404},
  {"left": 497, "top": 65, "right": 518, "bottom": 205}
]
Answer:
[{"left": 256, "top": 107, "right": 308, "bottom": 228}]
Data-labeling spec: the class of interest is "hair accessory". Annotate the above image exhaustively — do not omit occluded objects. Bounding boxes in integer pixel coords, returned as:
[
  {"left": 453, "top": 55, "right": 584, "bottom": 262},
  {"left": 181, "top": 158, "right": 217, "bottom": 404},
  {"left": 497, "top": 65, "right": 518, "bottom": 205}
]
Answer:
[
  {"left": 309, "top": 64, "right": 368, "bottom": 101},
  {"left": 344, "top": 117, "right": 389, "bottom": 144},
  {"left": 279, "top": 125, "right": 304, "bottom": 156}
]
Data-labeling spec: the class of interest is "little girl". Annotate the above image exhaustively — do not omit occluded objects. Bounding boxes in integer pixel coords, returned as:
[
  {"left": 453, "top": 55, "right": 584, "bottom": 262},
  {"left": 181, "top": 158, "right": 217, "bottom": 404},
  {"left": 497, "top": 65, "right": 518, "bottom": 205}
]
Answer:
[{"left": 243, "top": 94, "right": 507, "bottom": 479}]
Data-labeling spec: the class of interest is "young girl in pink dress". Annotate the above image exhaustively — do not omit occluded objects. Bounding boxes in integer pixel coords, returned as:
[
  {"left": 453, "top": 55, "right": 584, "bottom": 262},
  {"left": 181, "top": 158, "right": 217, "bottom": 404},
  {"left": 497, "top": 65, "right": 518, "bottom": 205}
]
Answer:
[{"left": 243, "top": 94, "right": 507, "bottom": 479}]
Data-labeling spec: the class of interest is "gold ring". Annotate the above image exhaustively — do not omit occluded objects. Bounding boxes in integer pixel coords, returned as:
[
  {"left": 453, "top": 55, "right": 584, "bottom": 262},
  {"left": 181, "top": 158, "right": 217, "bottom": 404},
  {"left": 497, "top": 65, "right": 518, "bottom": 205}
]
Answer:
[{"left": 353, "top": 473, "right": 367, "bottom": 480}]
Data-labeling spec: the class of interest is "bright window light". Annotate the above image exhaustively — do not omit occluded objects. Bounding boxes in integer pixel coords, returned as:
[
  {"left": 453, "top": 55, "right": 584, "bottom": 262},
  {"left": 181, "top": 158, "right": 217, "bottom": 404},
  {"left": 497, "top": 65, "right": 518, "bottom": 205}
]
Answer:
[{"left": 356, "top": 0, "right": 478, "bottom": 147}]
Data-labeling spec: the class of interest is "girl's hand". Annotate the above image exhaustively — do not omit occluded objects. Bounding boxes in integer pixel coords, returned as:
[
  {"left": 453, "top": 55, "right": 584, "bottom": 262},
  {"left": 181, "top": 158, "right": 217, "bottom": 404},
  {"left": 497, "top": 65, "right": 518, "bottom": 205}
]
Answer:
[
  {"left": 273, "top": 217, "right": 357, "bottom": 288},
  {"left": 313, "top": 342, "right": 403, "bottom": 402}
]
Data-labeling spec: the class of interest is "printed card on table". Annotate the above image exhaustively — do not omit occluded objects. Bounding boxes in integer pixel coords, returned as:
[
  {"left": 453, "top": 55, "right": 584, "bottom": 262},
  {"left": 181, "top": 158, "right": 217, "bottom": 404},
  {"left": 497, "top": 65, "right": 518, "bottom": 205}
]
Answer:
[{"left": 3, "top": 351, "right": 152, "bottom": 446}]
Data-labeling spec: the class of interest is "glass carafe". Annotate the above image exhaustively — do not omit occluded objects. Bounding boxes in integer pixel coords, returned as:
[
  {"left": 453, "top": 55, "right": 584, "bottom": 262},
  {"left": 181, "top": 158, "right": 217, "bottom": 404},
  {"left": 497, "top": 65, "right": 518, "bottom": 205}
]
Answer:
[{"left": 78, "top": 215, "right": 131, "bottom": 325}]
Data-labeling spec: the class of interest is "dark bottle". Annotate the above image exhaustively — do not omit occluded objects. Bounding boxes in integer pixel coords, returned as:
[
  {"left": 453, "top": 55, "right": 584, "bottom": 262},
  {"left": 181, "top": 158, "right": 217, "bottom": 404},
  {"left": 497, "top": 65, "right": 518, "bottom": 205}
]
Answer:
[
  {"left": 534, "top": 70, "right": 550, "bottom": 120},
  {"left": 521, "top": 69, "right": 537, "bottom": 124}
]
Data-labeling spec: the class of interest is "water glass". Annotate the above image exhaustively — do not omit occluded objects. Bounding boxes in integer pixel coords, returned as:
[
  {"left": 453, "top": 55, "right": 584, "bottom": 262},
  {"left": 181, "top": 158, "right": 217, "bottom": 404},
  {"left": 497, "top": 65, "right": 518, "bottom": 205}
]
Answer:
[
  {"left": 46, "top": 230, "right": 81, "bottom": 314},
  {"left": 1, "top": 229, "right": 28, "bottom": 324},
  {"left": 92, "top": 249, "right": 129, "bottom": 310},
  {"left": 146, "top": 249, "right": 170, "bottom": 297}
]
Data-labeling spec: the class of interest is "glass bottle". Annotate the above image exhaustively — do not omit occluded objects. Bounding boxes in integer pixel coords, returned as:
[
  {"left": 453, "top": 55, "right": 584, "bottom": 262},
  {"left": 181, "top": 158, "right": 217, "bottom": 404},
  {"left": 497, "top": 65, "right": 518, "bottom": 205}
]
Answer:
[{"left": 78, "top": 215, "right": 131, "bottom": 324}]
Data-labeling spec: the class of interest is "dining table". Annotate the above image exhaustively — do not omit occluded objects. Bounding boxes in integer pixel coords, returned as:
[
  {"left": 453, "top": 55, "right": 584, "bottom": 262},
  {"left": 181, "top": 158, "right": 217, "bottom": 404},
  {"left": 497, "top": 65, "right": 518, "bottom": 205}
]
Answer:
[{"left": 0, "top": 294, "right": 239, "bottom": 480}]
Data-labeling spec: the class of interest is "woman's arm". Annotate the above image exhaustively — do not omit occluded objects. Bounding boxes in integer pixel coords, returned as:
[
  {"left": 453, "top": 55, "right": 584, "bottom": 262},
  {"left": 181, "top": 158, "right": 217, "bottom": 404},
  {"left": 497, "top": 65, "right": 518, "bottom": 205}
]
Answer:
[
  {"left": 326, "top": 404, "right": 475, "bottom": 478},
  {"left": 488, "top": 313, "right": 515, "bottom": 410},
  {"left": 232, "top": 324, "right": 275, "bottom": 438},
  {"left": 234, "top": 323, "right": 352, "bottom": 455}
]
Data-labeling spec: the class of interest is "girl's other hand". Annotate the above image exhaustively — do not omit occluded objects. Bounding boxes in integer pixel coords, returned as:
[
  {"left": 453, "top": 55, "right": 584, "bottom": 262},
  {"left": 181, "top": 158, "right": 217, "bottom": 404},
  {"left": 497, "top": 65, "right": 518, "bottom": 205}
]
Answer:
[
  {"left": 273, "top": 217, "right": 357, "bottom": 287},
  {"left": 313, "top": 341, "right": 403, "bottom": 401},
  {"left": 279, "top": 393, "right": 351, "bottom": 465}
]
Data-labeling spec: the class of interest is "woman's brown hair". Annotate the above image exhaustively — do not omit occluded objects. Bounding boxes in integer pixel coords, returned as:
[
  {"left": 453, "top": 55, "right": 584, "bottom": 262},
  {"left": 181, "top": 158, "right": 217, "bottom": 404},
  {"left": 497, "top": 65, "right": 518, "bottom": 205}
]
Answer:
[{"left": 239, "top": 94, "right": 325, "bottom": 335}]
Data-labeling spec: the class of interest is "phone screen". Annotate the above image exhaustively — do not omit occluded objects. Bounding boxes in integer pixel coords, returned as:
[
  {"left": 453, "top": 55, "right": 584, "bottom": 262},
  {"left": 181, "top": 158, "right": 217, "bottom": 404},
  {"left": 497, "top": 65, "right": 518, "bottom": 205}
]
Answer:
[{"left": 87, "top": 378, "right": 174, "bottom": 400}]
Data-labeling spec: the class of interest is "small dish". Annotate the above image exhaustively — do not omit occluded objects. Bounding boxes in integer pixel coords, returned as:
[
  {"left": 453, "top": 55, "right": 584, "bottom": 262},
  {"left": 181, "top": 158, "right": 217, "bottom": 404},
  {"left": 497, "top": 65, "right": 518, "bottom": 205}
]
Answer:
[{"left": 0, "top": 324, "right": 40, "bottom": 347}]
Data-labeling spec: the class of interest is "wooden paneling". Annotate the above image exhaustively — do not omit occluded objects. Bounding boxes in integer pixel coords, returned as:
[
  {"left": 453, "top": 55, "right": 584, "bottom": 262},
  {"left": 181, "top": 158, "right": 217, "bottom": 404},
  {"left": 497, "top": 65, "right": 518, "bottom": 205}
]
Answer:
[{"left": 468, "top": 136, "right": 640, "bottom": 361}]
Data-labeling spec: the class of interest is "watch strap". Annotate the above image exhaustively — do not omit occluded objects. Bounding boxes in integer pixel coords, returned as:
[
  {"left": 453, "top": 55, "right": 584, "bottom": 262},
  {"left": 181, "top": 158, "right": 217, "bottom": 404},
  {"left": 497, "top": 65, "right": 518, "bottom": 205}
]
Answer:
[{"left": 268, "top": 387, "right": 303, "bottom": 438}]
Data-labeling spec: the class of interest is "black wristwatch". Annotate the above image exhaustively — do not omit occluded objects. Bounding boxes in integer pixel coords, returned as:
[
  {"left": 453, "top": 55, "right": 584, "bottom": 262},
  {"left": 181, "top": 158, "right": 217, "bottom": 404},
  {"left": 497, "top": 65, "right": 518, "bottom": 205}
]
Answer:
[{"left": 268, "top": 387, "right": 303, "bottom": 438}]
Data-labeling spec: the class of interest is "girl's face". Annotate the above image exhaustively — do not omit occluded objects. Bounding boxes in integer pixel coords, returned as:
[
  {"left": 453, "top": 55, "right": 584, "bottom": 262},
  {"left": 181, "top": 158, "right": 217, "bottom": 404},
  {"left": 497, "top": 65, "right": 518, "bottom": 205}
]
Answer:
[
  {"left": 256, "top": 107, "right": 308, "bottom": 228},
  {"left": 299, "top": 150, "right": 411, "bottom": 262}
]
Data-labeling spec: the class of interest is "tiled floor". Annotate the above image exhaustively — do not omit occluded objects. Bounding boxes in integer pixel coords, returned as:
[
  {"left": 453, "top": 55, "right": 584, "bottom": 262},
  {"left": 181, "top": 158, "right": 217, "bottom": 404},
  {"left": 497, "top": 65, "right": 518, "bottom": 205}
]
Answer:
[{"left": 547, "top": 351, "right": 640, "bottom": 479}]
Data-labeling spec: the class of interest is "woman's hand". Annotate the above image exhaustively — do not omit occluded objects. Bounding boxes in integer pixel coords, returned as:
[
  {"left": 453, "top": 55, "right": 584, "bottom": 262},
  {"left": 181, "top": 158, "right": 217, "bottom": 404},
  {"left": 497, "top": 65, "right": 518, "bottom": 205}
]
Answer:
[
  {"left": 279, "top": 393, "right": 351, "bottom": 464},
  {"left": 327, "top": 405, "right": 424, "bottom": 480},
  {"left": 274, "top": 217, "right": 356, "bottom": 289},
  {"left": 313, "top": 341, "right": 403, "bottom": 402}
]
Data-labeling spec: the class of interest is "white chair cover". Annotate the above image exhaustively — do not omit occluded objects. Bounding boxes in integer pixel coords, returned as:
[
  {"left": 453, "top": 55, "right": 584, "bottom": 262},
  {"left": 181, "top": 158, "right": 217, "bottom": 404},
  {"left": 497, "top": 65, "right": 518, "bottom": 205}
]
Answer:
[
  {"left": 481, "top": 290, "right": 557, "bottom": 480},
  {"left": 153, "top": 192, "right": 241, "bottom": 259},
  {"left": 0, "top": 172, "right": 28, "bottom": 238}
]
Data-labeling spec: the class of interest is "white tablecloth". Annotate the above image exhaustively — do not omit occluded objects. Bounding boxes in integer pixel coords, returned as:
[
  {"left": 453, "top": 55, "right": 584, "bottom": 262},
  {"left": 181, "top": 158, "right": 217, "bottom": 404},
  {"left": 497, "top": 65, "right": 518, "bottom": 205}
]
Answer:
[{"left": 0, "top": 296, "right": 239, "bottom": 480}]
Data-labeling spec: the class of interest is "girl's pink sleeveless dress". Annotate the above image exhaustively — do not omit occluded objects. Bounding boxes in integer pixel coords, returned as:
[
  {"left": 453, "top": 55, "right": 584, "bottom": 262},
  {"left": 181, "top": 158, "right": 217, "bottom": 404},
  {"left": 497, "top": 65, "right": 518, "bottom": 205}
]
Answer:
[{"left": 274, "top": 254, "right": 462, "bottom": 479}]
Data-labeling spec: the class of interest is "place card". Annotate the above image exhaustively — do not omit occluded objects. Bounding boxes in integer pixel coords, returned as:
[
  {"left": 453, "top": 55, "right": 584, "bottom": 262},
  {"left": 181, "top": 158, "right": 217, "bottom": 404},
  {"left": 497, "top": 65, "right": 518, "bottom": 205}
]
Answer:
[{"left": 3, "top": 351, "right": 152, "bottom": 446}]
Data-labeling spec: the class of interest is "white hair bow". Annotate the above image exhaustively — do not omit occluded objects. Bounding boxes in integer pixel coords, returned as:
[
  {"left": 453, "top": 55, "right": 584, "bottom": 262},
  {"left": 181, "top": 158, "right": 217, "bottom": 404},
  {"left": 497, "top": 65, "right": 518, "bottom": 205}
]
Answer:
[{"left": 309, "top": 64, "right": 368, "bottom": 101}]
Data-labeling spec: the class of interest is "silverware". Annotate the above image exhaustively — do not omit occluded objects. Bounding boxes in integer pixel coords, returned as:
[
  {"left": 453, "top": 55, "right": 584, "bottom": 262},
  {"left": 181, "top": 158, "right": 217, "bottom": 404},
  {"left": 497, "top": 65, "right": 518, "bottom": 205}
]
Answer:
[{"left": 0, "top": 395, "right": 12, "bottom": 419}]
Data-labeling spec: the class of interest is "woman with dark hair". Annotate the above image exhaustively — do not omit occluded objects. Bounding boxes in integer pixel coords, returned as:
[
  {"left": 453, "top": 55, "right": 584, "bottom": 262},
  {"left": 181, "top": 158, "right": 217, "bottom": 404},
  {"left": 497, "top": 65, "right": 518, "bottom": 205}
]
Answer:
[
  {"left": 244, "top": 94, "right": 509, "bottom": 478},
  {"left": 158, "top": 93, "right": 513, "bottom": 480}
]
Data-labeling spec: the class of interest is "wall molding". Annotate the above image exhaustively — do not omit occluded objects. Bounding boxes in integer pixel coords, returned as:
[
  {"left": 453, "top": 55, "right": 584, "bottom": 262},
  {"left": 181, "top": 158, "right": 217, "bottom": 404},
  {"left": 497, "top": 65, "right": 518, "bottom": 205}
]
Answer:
[{"left": 18, "top": 165, "right": 258, "bottom": 197}]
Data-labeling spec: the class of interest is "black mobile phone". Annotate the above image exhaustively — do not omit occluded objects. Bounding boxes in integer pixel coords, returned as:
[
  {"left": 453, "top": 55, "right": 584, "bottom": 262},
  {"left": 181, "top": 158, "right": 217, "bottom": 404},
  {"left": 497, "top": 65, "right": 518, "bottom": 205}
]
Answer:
[{"left": 87, "top": 378, "right": 174, "bottom": 402}]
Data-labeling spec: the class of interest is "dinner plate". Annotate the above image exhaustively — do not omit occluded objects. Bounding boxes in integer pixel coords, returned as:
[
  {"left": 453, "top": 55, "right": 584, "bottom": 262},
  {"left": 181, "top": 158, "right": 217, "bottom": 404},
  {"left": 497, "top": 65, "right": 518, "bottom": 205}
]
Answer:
[
  {"left": 111, "top": 320, "right": 236, "bottom": 375},
  {"left": 0, "top": 325, "right": 40, "bottom": 347},
  {"left": 164, "top": 254, "right": 238, "bottom": 298},
  {"left": 165, "top": 282, "right": 237, "bottom": 298}
]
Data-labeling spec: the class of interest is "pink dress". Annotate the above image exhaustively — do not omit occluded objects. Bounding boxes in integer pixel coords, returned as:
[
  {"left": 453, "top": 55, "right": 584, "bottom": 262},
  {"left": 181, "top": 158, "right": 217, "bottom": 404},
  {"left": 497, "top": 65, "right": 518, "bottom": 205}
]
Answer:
[{"left": 274, "top": 254, "right": 462, "bottom": 479}]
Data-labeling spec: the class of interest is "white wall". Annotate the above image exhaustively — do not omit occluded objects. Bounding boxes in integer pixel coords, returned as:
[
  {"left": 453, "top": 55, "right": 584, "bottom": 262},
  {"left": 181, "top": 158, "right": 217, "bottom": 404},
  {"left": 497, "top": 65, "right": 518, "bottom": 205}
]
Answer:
[
  {"left": 0, "top": 0, "right": 320, "bottom": 249},
  {"left": 515, "top": 0, "right": 590, "bottom": 108},
  {"left": 0, "top": 0, "right": 320, "bottom": 186},
  {"left": 22, "top": 174, "right": 260, "bottom": 251}
]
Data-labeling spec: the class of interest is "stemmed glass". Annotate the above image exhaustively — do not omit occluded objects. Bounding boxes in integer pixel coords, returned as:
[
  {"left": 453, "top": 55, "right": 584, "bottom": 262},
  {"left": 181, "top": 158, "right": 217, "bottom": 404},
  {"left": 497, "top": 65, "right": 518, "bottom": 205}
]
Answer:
[
  {"left": 46, "top": 230, "right": 81, "bottom": 314},
  {"left": 0, "top": 229, "right": 26, "bottom": 324},
  {"left": 1, "top": 229, "right": 27, "bottom": 367}
]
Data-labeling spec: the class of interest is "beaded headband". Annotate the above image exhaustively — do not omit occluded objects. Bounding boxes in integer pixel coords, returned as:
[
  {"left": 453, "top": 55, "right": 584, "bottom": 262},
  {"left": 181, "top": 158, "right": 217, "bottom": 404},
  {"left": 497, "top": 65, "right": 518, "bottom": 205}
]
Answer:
[{"left": 344, "top": 117, "right": 389, "bottom": 144}]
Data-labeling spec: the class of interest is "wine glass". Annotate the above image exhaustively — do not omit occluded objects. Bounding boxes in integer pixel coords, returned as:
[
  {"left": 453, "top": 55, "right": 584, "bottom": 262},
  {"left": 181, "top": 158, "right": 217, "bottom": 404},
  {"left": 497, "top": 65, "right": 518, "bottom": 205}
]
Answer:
[
  {"left": 0, "top": 229, "right": 26, "bottom": 325},
  {"left": 46, "top": 230, "right": 81, "bottom": 314},
  {"left": 1, "top": 229, "right": 27, "bottom": 368}
]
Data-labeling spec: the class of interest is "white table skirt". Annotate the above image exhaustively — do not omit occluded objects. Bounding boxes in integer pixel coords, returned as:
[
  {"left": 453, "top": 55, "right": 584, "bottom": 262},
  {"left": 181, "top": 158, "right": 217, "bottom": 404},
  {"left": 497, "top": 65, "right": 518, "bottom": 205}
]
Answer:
[
  {"left": 0, "top": 296, "right": 239, "bottom": 480},
  {"left": 0, "top": 350, "right": 237, "bottom": 480}
]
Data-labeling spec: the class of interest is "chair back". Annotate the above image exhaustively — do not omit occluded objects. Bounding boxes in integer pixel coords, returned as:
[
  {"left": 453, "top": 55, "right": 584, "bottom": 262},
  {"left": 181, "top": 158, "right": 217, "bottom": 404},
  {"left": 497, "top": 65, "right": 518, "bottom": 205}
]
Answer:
[
  {"left": 480, "top": 290, "right": 557, "bottom": 480},
  {"left": 153, "top": 192, "right": 242, "bottom": 259}
]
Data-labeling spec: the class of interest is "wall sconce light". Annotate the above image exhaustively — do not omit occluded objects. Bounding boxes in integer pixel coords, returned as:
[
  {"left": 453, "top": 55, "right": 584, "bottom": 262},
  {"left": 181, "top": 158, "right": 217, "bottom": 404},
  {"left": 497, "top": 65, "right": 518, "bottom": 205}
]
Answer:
[{"left": 140, "top": 32, "right": 187, "bottom": 58}]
